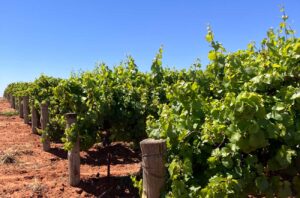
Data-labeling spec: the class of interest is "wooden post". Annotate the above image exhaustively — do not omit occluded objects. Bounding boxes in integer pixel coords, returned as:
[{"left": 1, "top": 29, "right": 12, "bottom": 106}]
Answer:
[
  {"left": 140, "top": 139, "right": 166, "bottom": 198},
  {"left": 40, "top": 103, "right": 50, "bottom": 151},
  {"left": 23, "top": 96, "right": 29, "bottom": 124},
  {"left": 9, "top": 94, "right": 12, "bottom": 107},
  {"left": 65, "top": 113, "right": 80, "bottom": 186},
  {"left": 19, "top": 97, "right": 24, "bottom": 118},
  {"left": 31, "top": 102, "right": 38, "bottom": 134},
  {"left": 11, "top": 96, "right": 16, "bottom": 109}
]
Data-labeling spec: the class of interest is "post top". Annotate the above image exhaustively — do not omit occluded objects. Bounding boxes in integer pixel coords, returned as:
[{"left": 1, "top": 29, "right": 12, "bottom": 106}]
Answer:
[
  {"left": 40, "top": 103, "right": 49, "bottom": 108},
  {"left": 140, "top": 138, "right": 166, "bottom": 145}
]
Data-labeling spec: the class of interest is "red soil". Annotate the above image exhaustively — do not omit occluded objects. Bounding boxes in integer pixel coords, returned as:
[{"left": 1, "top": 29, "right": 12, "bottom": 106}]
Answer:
[{"left": 0, "top": 98, "right": 141, "bottom": 197}]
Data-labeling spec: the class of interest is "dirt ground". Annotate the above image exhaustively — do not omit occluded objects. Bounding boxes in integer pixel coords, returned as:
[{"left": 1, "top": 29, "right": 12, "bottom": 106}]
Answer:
[{"left": 0, "top": 98, "right": 141, "bottom": 198}]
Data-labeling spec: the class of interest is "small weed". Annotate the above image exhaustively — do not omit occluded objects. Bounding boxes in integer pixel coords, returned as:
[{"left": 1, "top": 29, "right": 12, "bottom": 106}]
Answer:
[
  {"left": 28, "top": 178, "right": 44, "bottom": 194},
  {"left": 0, "top": 149, "right": 18, "bottom": 164}
]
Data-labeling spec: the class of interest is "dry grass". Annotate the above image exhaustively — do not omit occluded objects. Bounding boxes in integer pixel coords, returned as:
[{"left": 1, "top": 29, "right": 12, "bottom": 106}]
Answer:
[
  {"left": 0, "top": 149, "right": 19, "bottom": 164},
  {"left": 28, "top": 178, "right": 44, "bottom": 194}
]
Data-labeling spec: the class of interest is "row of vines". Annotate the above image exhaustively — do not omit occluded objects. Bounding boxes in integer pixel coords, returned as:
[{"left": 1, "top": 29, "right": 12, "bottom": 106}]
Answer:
[{"left": 4, "top": 15, "right": 300, "bottom": 197}]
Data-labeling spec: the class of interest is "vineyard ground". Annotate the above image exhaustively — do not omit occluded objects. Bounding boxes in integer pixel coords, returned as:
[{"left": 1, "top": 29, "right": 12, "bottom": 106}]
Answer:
[{"left": 0, "top": 98, "right": 140, "bottom": 197}]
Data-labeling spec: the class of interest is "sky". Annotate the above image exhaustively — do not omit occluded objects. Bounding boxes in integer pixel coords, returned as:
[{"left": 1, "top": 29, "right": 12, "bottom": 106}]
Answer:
[{"left": 0, "top": 0, "right": 300, "bottom": 96}]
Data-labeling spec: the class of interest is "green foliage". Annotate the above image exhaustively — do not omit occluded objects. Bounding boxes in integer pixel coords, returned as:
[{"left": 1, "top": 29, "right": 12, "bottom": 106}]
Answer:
[
  {"left": 4, "top": 50, "right": 172, "bottom": 151},
  {"left": 147, "top": 14, "right": 300, "bottom": 197},
  {"left": 131, "top": 176, "right": 143, "bottom": 197}
]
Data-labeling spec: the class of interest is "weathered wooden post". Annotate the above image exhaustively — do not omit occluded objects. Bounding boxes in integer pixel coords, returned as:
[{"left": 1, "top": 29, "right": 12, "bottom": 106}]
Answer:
[
  {"left": 19, "top": 97, "right": 24, "bottom": 118},
  {"left": 140, "top": 139, "right": 166, "bottom": 198},
  {"left": 23, "top": 96, "right": 29, "bottom": 124},
  {"left": 31, "top": 102, "right": 38, "bottom": 134},
  {"left": 11, "top": 96, "right": 16, "bottom": 109},
  {"left": 40, "top": 103, "right": 50, "bottom": 151},
  {"left": 9, "top": 94, "right": 12, "bottom": 107},
  {"left": 65, "top": 113, "right": 80, "bottom": 186}
]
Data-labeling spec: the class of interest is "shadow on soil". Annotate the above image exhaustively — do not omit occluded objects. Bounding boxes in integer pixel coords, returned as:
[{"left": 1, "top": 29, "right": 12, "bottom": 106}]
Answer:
[
  {"left": 81, "top": 143, "right": 141, "bottom": 166},
  {"left": 78, "top": 175, "right": 140, "bottom": 197},
  {"left": 48, "top": 143, "right": 141, "bottom": 166},
  {"left": 49, "top": 147, "right": 68, "bottom": 159}
]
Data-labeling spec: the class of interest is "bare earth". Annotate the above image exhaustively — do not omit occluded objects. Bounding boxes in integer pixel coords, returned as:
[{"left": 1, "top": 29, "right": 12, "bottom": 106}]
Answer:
[{"left": 0, "top": 98, "right": 141, "bottom": 197}]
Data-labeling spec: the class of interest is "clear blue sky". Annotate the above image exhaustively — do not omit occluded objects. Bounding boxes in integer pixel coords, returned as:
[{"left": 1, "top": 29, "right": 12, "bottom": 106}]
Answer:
[{"left": 1, "top": 0, "right": 299, "bottom": 96}]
